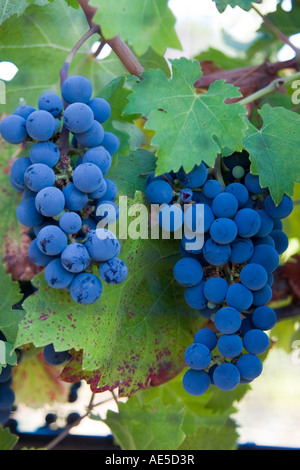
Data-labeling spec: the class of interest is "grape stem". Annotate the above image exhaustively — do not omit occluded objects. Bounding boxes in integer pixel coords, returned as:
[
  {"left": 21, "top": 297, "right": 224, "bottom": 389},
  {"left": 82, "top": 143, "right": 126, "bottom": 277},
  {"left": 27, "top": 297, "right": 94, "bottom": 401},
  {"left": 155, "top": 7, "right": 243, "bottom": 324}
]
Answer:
[
  {"left": 213, "top": 155, "right": 226, "bottom": 190},
  {"left": 239, "top": 70, "right": 300, "bottom": 106}
]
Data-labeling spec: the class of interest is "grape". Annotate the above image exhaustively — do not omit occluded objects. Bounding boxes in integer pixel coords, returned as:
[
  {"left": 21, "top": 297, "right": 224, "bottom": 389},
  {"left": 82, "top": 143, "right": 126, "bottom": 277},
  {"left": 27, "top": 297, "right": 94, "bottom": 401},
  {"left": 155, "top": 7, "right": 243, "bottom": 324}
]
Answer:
[
  {"left": 63, "top": 102, "right": 94, "bottom": 133},
  {"left": 176, "top": 163, "right": 208, "bottom": 189},
  {"left": 253, "top": 235, "right": 275, "bottom": 248},
  {"left": 159, "top": 204, "right": 184, "bottom": 232},
  {"left": 182, "top": 369, "right": 211, "bottom": 396},
  {"left": 0, "top": 366, "right": 12, "bottom": 384},
  {"left": 223, "top": 151, "right": 250, "bottom": 170},
  {"left": 24, "top": 163, "right": 55, "bottom": 192},
  {"left": 85, "top": 228, "right": 120, "bottom": 262},
  {"left": 250, "top": 244, "right": 279, "bottom": 273},
  {"left": 244, "top": 173, "right": 266, "bottom": 194},
  {"left": 181, "top": 231, "right": 204, "bottom": 254},
  {"left": 44, "top": 258, "right": 75, "bottom": 288},
  {"left": 203, "top": 277, "right": 228, "bottom": 304},
  {"left": 225, "top": 182, "right": 249, "bottom": 208},
  {"left": 267, "top": 272, "right": 274, "bottom": 287},
  {"left": 203, "top": 239, "right": 231, "bottom": 266},
  {"left": 38, "top": 92, "right": 63, "bottom": 117},
  {"left": 184, "top": 203, "right": 214, "bottom": 233},
  {"left": 99, "top": 258, "right": 128, "bottom": 285},
  {"left": 145, "top": 180, "right": 173, "bottom": 204},
  {"left": 88, "top": 97, "right": 111, "bottom": 123},
  {"left": 252, "top": 305, "right": 277, "bottom": 331},
  {"left": 29, "top": 141, "right": 60, "bottom": 167},
  {"left": 70, "top": 272, "right": 102, "bottom": 305},
  {"left": 273, "top": 219, "right": 283, "bottom": 230},
  {"left": 35, "top": 186, "right": 65, "bottom": 217},
  {"left": 97, "top": 178, "right": 118, "bottom": 202},
  {"left": 212, "top": 363, "right": 240, "bottom": 391},
  {"left": 75, "top": 120, "right": 104, "bottom": 148},
  {"left": 184, "top": 343, "right": 211, "bottom": 370},
  {"left": 225, "top": 283, "right": 253, "bottom": 312},
  {"left": 82, "top": 146, "right": 112, "bottom": 175},
  {"left": 37, "top": 225, "right": 68, "bottom": 255},
  {"left": 16, "top": 197, "right": 44, "bottom": 227},
  {"left": 232, "top": 165, "right": 245, "bottom": 179},
  {"left": 240, "top": 317, "right": 255, "bottom": 336},
  {"left": 13, "top": 104, "right": 36, "bottom": 119},
  {"left": 26, "top": 110, "right": 56, "bottom": 141},
  {"left": 202, "top": 179, "right": 222, "bottom": 199},
  {"left": 229, "top": 237, "right": 253, "bottom": 264},
  {"left": 101, "top": 131, "right": 120, "bottom": 155},
  {"left": 0, "top": 114, "right": 28, "bottom": 144},
  {"left": 9, "top": 156, "right": 31, "bottom": 191},
  {"left": 209, "top": 218, "right": 238, "bottom": 244},
  {"left": 59, "top": 212, "right": 82, "bottom": 234},
  {"left": 236, "top": 354, "right": 263, "bottom": 381},
  {"left": 173, "top": 258, "right": 203, "bottom": 287},
  {"left": 66, "top": 412, "right": 81, "bottom": 426},
  {"left": 28, "top": 238, "right": 53, "bottom": 267},
  {"left": 180, "top": 188, "right": 193, "bottom": 203},
  {"left": 269, "top": 229, "right": 289, "bottom": 254},
  {"left": 217, "top": 334, "right": 244, "bottom": 358},
  {"left": 95, "top": 200, "right": 119, "bottom": 226},
  {"left": 43, "top": 344, "right": 71, "bottom": 365},
  {"left": 184, "top": 281, "right": 207, "bottom": 310},
  {"left": 194, "top": 328, "right": 218, "bottom": 351},
  {"left": 146, "top": 172, "right": 174, "bottom": 187},
  {"left": 243, "top": 329, "right": 270, "bottom": 355},
  {"left": 61, "top": 75, "right": 93, "bottom": 104},
  {"left": 211, "top": 192, "right": 238, "bottom": 218},
  {"left": 61, "top": 243, "right": 91, "bottom": 273},
  {"left": 72, "top": 163, "right": 104, "bottom": 193},
  {"left": 240, "top": 263, "right": 268, "bottom": 291},
  {"left": 233, "top": 208, "right": 261, "bottom": 238},
  {"left": 214, "top": 307, "right": 242, "bottom": 334},
  {"left": 63, "top": 183, "right": 88, "bottom": 211},
  {"left": 0, "top": 408, "right": 12, "bottom": 424},
  {"left": 0, "top": 386, "right": 15, "bottom": 410},
  {"left": 88, "top": 178, "right": 107, "bottom": 200},
  {"left": 255, "top": 210, "right": 274, "bottom": 238},
  {"left": 264, "top": 194, "right": 293, "bottom": 219},
  {"left": 252, "top": 284, "right": 272, "bottom": 307}
]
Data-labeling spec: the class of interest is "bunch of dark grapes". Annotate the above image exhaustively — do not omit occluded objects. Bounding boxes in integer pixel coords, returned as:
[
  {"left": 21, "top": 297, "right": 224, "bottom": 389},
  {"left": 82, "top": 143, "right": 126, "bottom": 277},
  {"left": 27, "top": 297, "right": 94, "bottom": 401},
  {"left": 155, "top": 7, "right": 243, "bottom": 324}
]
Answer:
[
  {"left": 1, "top": 75, "right": 128, "bottom": 306},
  {"left": 145, "top": 152, "right": 293, "bottom": 395}
]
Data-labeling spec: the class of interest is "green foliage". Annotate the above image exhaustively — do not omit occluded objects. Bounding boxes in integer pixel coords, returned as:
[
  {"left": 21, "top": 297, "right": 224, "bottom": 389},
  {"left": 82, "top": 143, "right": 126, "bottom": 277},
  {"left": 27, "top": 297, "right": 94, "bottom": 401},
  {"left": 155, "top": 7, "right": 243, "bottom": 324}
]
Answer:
[
  {"left": 214, "top": 0, "right": 262, "bottom": 13},
  {"left": 125, "top": 58, "right": 248, "bottom": 175},
  {"left": 243, "top": 104, "right": 300, "bottom": 204},
  {"left": 90, "top": 0, "right": 182, "bottom": 56},
  {"left": 0, "top": 425, "right": 18, "bottom": 450}
]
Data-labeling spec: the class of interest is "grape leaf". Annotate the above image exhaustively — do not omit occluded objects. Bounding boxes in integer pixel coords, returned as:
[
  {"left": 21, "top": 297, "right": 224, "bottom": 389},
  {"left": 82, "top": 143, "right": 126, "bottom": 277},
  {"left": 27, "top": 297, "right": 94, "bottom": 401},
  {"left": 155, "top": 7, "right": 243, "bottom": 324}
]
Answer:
[
  {"left": 243, "top": 104, "right": 300, "bottom": 205},
  {"left": 0, "top": 425, "right": 18, "bottom": 450},
  {"left": 214, "top": 0, "right": 262, "bottom": 13},
  {"left": 0, "top": 0, "right": 50, "bottom": 24},
  {"left": 12, "top": 350, "right": 70, "bottom": 407},
  {"left": 125, "top": 57, "right": 248, "bottom": 175},
  {"left": 90, "top": 0, "right": 182, "bottom": 56},
  {"left": 0, "top": 262, "right": 23, "bottom": 345},
  {"left": 15, "top": 191, "right": 204, "bottom": 397},
  {"left": 103, "top": 396, "right": 186, "bottom": 450}
]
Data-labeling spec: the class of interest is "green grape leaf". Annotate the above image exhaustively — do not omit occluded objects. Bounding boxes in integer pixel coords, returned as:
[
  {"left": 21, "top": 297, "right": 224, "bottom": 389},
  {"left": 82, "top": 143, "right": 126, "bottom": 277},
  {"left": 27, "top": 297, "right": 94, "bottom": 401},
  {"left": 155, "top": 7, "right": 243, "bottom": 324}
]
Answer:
[
  {"left": 103, "top": 396, "right": 186, "bottom": 450},
  {"left": 214, "top": 0, "right": 262, "bottom": 13},
  {"left": 0, "top": 425, "right": 18, "bottom": 450},
  {"left": 135, "top": 370, "right": 245, "bottom": 450},
  {"left": 0, "top": 263, "right": 23, "bottom": 345},
  {"left": 90, "top": 0, "right": 182, "bottom": 56},
  {"left": 15, "top": 191, "right": 204, "bottom": 397},
  {"left": 243, "top": 104, "right": 300, "bottom": 205},
  {"left": 0, "top": 0, "right": 50, "bottom": 24},
  {"left": 125, "top": 57, "right": 248, "bottom": 175}
]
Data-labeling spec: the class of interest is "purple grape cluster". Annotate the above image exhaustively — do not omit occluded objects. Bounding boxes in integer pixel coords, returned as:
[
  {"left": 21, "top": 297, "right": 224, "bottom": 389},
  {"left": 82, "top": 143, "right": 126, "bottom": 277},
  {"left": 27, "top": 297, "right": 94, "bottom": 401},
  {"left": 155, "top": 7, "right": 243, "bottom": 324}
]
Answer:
[
  {"left": 144, "top": 152, "right": 293, "bottom": 395},
  {"left": 1, "top": 75, "right": 128, "bottom": 305}
]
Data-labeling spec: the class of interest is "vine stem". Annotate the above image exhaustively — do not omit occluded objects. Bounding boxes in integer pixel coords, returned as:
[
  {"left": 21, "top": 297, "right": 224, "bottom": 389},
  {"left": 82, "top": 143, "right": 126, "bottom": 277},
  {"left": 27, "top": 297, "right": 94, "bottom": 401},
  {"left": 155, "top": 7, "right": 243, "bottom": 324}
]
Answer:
[
  {"left": 238, "top": 70, "right": 300, "bottom": 106},
  {"left": 213, "top": 155, "right": 226, "bottom": 190},
  {"left": 77, "top": 0, "right": 144, "bottom": 77},
  {"left": 251, "top": 4, "right": 300, "bottom": 57}
]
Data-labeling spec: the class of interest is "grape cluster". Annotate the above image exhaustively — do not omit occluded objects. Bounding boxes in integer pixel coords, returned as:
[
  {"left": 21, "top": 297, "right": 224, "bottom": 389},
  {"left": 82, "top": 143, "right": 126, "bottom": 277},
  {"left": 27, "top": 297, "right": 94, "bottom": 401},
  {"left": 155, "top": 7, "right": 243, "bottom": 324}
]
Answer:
[
  {"left": 0, "top": 333, "right": 18, "bottom": 425},
  {"left": 1, "top": 75, "right": 128, "bottom": 305},
  {"left": 145, "top": 152, "right": 293, "bottom": 395}
]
